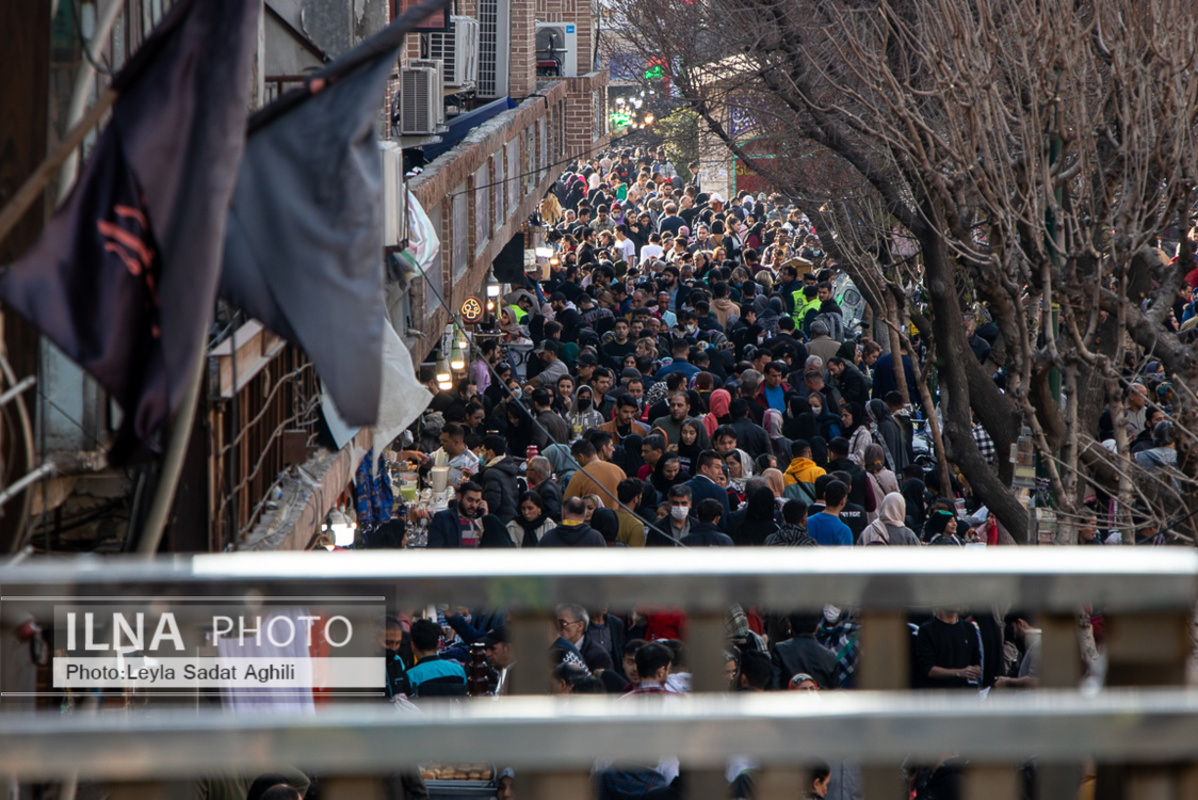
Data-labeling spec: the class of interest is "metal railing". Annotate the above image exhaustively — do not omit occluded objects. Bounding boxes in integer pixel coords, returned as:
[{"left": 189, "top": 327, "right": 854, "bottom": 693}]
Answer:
[
  {"left": 0, "top": 550, "right": 1195, "bottom": 799},
  {"left": 1, "top": 548, "right": 1193, "bottom": 610}
]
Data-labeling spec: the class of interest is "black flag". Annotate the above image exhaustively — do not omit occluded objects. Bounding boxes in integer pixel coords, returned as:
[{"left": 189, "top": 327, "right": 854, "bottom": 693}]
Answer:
[
  {"left": 219, "top": 0, "right": 450, "bottom": 426},
  {"left": 0, "top": 0, "right": 260, "bottom": 461}
]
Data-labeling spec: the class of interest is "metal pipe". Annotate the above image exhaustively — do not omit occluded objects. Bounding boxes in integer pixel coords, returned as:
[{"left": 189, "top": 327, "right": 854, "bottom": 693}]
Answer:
[
  {"left": 1, "top": 691, "right": 1198, "bottom": 779},
  {"left": 0, "top": 356, "right": 36, "bottom": 553},
  {"left": 0, "top": 549, "right": 1193, "bottom": 613},
  {"left": 0, "top": 375, "right": 36, "bottom": 408},
  {"left": 0, "top": 462, "right": 55, "bottom": 510}
]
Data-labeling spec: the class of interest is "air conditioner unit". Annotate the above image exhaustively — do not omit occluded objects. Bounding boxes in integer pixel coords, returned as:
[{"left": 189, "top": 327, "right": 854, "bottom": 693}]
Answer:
[
  {"left": 399, "top": 65, "right": 443, "bottom": 135},
  {"left": 535, "top": 22, "right": 578, "bottom": 78},
  {"left": 378, "top": 141, "right": 406, "bottom": 247},
  {"left": 409, "top": 59, "right": 447, "bottom": 127},
  {"left": 476, "top": 0, "right": 510, "bottom": 98},
  {"left": 423, "top": 16, "right": 480, "bottom": 88}
]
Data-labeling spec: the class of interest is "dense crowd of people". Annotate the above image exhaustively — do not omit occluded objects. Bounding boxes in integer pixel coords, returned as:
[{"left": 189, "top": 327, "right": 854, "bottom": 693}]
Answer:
[{"left": 345, "top": 146, "right": 1188, "bottom": 799}]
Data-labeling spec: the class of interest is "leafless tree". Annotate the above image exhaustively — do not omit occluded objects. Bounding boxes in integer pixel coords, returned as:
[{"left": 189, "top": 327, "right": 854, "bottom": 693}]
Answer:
[{"left": 609, "top": 0, "right": 1198, "bottom": 542}]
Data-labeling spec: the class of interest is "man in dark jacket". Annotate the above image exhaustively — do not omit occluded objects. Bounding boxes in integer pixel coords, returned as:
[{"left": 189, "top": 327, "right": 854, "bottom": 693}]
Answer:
[
  {"left": 526, "top": 456, "right": 562, "bottom": 520},
  {"left": 827, "top": 356, "right": 870, "bottom": 408},
  {"left": 825, "top": 438, "right": 869, "bottom": 510},
  {"left": 729, "top": 399, "right": 771, "bottom": 459},
  {"left": 555, "top": 603, "right": 614, "bottom": 672},
  {"left": 479, "top": 435, "right": 521, "bottom": 524},
  {"left": 539, "top": 497, "right": 608, "bottom": 547},
  {"left": 681, "top": 499, "right": 734, "bottom": 546},
  {"left": 771, "top": 612, "right": 840, "bottom": 690},
  {"left": 531, "top": 387, "right": 571, "bottom": 448},
  {"left": 427, "top": 482, "right": 512, "bottom": 548},
  {"left": 587, "top": 607, "right": 628, "bottom": 677},
  {"left": 684, "top": 450, "right": 732, "bottom": 529}
]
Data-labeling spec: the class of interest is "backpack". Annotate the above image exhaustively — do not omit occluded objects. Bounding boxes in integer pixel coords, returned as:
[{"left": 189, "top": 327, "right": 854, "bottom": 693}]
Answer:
[
  {"left": 814, "top": 310, "right": 845, "bottom": 342},
  {"left": 784, "top": 481, "right": 816, "bottom": 504}
]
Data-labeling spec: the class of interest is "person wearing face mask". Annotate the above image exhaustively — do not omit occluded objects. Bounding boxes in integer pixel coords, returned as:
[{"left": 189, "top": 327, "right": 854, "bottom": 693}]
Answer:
[
  {"left": 650, "top": 484, "right": 693, "bottom": 545},
  {"left": 567, "top": 386, "right": 605, "bottom": 441}
]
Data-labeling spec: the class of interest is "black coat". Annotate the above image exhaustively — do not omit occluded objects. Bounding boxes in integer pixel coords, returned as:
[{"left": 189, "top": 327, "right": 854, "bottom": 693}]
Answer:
[
  {"left": 535, "top": 478, "right": 563, "bottom": 521},
  {"left": 481, "top": 457, "right": 521, "bottom": 524},
  {"left": 587, "top": 615, "right": 628, "bottom": 677},
  {"left": 834, "top": 363, "right": 871, "bottom": 407},
  {"left": 771, "top": 634, "right": 840, "bottom": 690},
  {"left": 427, "top": 508, "right": 513, "bottom": 548},
  {"left": 730, "top": 417, "right": 772, "bottom": 460}
]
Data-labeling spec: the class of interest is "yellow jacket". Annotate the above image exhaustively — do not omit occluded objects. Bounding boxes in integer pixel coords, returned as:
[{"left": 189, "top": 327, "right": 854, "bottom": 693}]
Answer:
[{"left": 783, "top": 457, "right": 825, "bottom": 486}]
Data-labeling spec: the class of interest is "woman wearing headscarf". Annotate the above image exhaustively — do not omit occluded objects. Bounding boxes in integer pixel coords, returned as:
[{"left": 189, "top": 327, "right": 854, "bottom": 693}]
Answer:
[
  {"left": 590, "top": 507, "right": 626, "bottom": 547},
  {"left": 704, "top": 388, "right": 733, "bottom": 437},
  {"left": 867, "top": 398, "right": 910, "bottom": 472},
  {"left": 840, "top": 402, "right": 872, "bottom": 466},
  {"left": 862, "top": 443, "right": 900, "bottom": 523},
  {"left": 724, "top": 448, "right": 753, "bottom": 496},
  {"left": 505, "top": 402, "right": 535, "bottom": 460},
  {"left": 563, "top": 176, "right": 586, "bottom": 210},
  {"left": 901, "top": 472, "right": 928, "bottom": 534},
  {"left": 676, "top": 419, "right": 706, "bottom": 474},
  {"left": 763, "top": 407, "right": 787, "bottom": 445},
  {"left": 542, "top": 443, "right": 580, "bottom": 486},
  {"left": 650, "top": 454, "right": 690, "bottom": 496},
  {"left": 567, "top": 385, "right": 605, "bottom": 441},
  {"left": 807, "top": 392, "right": 843, "bottom": 441},
  {"left": 757, "top": 296, "right": 784, "bottom": 335},
  {"left": 762, "top": 408, "right": 792, "bottom": 464},
  {"left": 507, "top": 491, "right": 555, "bottom": 547},
  {"left": 735, "top": 486, "right": 780, "bottom": 546},
  {"left": 783, "top": 395, "right": 817, "bottom": 442},
  {"left": 762, "top": 467, "right": 787, "bottom": 508},
  {"left": 859, "top": 492, "right": 921, "bottom": 546}
]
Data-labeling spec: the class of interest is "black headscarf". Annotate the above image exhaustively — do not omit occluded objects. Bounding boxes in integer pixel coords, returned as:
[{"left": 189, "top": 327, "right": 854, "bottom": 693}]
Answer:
[
  {"left": 734, "top": 487, "right": 779, "bottom": 546},
  {"left": 590, "top": 508, "right": 620, "bottom": 545},
  {"left": 902, "top": 477, "right": 927, "bottom": 531}
]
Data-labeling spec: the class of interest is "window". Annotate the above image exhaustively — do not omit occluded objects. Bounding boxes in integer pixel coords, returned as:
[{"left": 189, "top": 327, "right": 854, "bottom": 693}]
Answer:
[
  {"left": 474, "top": 162, "right": 490, "bottom": 256},
  {"left": 507, "top": 139, "right": 519, "bottom": 212},
  {"left": 493, "top": 152, "right": 505, "bottom": 231},
  {"left": 452, "top": 183, "right": 468, "bottom": 281},
  {"left": 539, "top": 120, "right": 548, "bottom": 180}
]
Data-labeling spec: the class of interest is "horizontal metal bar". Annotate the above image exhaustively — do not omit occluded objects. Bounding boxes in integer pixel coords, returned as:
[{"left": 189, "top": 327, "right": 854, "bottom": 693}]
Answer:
[
  {"left": 3, "top": 691, "right": 1198, "bottom": 779},
  {"left": 0, "top": 549, "right": 1194, "bottom": 613}
]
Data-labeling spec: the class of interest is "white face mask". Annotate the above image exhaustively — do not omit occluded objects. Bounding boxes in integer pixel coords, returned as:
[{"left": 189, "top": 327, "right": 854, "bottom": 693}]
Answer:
[
  {"left": 686, "top": 325, "right": 698, "bottom": 334},
  {"left": 670, "top": 506, "right": 690, "bottom": 521}
]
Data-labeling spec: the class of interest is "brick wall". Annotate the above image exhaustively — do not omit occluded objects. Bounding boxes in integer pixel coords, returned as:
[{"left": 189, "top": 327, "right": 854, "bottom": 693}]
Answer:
[
  {"left": 557, "top": 70, "right": 610, "bottom": 158},
  {"left": 508, "top": 0, "right": 537, "bottom": 97},
  {"left": 405, "top": 80, "right": 570, "bottom": 361}
]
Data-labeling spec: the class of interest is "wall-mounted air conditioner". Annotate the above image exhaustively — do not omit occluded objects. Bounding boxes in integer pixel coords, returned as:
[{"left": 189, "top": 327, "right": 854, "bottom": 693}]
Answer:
[
  {"left": 476, "top": 0, "right": 510, "bottom": 98},
  {"left": 535, "top": 21, "right": 578, "bottom": 78},
  {"left": 399, "top": 66, "right": 443, "bottom": 135},
  {"left": 423, "top": 16, "right": 480, "bottom": 87},
  {"left": 379, "top": 141, "right": 406, "bottom": 246}
]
